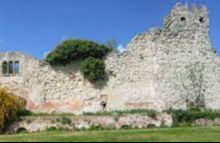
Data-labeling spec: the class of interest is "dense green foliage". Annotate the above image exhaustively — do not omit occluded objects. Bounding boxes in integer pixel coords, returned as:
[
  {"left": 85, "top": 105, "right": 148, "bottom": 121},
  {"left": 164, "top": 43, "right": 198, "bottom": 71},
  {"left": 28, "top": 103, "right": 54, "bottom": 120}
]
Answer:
[
  {"left": 0, "top": 127, "right": 220, "bottom": 142},
  {"left": 0, "top": 88, "right": 26, "bottom": 132},
  {"left": 83, "top": 109, "right": 157, "bottom": 119},
  {"left": 80, "top": 57, "right": 106, "bottom": 82},
  {"left": 167, "top": 109, "right": 220, "bottom": 126},
  {"left": 46, "top": 40, "right": 112, "bottom": 82},
  {"left": 58, "top": 116, "right": 72, "bottom": 125},
  {"left": 46, "top": 40, "right": 112, "bottom": 65}
]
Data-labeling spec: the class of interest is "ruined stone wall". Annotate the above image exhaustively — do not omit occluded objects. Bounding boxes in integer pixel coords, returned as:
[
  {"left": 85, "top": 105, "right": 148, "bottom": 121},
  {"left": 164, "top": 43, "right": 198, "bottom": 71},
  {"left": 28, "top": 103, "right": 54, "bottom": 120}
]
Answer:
[
  {"left": 104, "top": 28, "right": 161, "bottom": 111},
  {"left": 153, "top": 4, "right": 220, "bottom": 110},
  {"left": 0, "top": 3, "right": 220, "bottom": 114},
  {"left": 105, "top": 3, "right": 220, "bottom": 111},
  {"left": 0, "top": 52, "right": 105, "bottom": 114}
]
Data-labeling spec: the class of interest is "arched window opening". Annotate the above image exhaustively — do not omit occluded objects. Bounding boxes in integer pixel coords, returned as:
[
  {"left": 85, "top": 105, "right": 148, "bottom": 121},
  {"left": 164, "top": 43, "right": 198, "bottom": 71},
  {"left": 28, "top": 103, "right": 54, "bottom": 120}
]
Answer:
[
  {"left": 14, "top": 61, "right": 20, "bottom": 74},
  {"left": 100, "top": 94, "right": 108, "bottom": 111},
  {"left": 8, "top": 61, "right": 14, "bottom": 74},
  {"left": 1, "top": 61, "right": 20, "bottom": 76},
  {"left": 101, "top": 101, "right": 107, "bottom": 110},
  {"left": 2, "top": 61, "right": 8, "bottom": 75}
]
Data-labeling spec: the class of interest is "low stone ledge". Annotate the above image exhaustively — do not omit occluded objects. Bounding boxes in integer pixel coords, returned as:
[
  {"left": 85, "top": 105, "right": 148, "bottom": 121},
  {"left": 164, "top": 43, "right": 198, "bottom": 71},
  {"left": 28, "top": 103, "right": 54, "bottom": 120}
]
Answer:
[
  {"left": 193, "top": 118, "right": 220, "bottom": 126},
  {"left": 7, "top": 113, "right": 173, "bottom": 133}
]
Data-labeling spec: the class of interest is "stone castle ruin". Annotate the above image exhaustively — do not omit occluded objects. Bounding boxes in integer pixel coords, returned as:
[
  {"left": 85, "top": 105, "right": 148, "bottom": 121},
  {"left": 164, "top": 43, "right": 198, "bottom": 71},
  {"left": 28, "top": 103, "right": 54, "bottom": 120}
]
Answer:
[{"left": 0, "top": 3, "right": 220, "bottom": 114}]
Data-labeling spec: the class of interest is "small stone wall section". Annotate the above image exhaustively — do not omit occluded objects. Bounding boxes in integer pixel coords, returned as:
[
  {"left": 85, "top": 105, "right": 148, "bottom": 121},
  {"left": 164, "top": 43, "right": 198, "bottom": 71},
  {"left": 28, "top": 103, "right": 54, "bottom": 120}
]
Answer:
[{"left": 8, "top": 113, "right": 173, "bottom": 133}]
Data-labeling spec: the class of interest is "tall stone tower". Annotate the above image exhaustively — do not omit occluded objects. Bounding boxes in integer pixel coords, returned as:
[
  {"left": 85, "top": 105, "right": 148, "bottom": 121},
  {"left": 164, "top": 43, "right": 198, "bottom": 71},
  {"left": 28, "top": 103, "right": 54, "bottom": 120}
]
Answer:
[
  {"left": 152, "top": 3, "right": 218, "bottom": 110},
  {"left": 106, "top": 3, "right": 220, "bottom": 111},
  {"left": 149, "top": 3, "right": 219, "bottom": 110},
  {"left": 164, "top": 3, "right": 209, "bottom": 33}
]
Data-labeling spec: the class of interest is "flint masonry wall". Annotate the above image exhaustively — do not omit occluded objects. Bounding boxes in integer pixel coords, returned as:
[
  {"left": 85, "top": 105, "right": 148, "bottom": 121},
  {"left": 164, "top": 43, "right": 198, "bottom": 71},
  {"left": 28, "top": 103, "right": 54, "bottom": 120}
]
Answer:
[
  {"left": 0, "top": 52, "right": 105, "bottom": 114},
  {"left": 1, "top": 3, "right": 220, "bottom": 114},
  {"left": 105, "top": 3, "right": 220, "bottom": 111}
]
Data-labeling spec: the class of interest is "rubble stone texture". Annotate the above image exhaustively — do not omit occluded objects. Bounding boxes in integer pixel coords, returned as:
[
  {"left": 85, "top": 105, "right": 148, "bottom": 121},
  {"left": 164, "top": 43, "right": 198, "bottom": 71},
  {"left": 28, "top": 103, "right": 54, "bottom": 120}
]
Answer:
[
  {"left": 8, "top": 113, "right": 173, "bottom": 133},
  {"left": 0, "top": 3, "right": 220, "bottom": 114}
]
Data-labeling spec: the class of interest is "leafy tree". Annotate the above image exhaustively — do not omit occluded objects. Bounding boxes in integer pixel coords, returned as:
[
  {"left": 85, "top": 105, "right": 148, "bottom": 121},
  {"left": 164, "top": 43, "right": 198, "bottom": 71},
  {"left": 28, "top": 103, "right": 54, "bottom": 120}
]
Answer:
[
  {"left": 80, "top": 57, "right": 106, "bottom": 82},
  {"left": 46, "top": 40, "right": 112, "bottom": 65},
  {"left": 46, "top": 40, "right": 112, "bottom": 82}
]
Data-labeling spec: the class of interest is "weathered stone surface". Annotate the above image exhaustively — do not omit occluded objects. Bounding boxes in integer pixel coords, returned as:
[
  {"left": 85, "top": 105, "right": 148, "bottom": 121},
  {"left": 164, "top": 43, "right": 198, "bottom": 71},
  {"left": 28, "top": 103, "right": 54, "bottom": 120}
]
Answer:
[
  {"left": 8, "top": 113, "right": 172, "bottom": 133},
  {"left": 193, "top": 118, "right": 220, "bottom": 126},
  {"left": 116, "top": 113, "right": 172, "bottom": 129},
  {"left": 0, "top": 3, "right": 220, "bottom": 114}
]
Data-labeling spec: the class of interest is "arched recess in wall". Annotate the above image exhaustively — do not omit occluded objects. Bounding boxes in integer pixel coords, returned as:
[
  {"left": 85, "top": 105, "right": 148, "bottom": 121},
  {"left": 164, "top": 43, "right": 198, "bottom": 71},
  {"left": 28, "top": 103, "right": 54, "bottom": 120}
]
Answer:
[
  {"left": 8, "top": 61, "right": 14, "bottom": 74},
  {"left": 14, "top": 61, "right": 20, "bottom": 74},
  {"left": 100, "top": 94, "right": 108, "bottom": 110},
  {"left": 2, "top": 61, "right": 8, "bottom": 75}
]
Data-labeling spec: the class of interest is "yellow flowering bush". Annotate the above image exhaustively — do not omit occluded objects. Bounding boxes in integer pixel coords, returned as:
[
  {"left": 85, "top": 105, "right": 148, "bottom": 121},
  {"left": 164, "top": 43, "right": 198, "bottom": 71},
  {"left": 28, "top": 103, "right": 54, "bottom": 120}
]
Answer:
[{"left": 0, "top": 88, "right": 26, "bottom": 132}]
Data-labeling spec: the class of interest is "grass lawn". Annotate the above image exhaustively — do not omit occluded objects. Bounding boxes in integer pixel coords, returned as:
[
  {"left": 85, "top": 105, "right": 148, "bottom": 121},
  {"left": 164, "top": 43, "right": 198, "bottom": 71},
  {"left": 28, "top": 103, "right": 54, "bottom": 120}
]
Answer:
[{"left": 0, "top": 127, "right": 220, "bottom": 142}]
